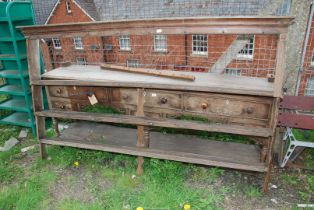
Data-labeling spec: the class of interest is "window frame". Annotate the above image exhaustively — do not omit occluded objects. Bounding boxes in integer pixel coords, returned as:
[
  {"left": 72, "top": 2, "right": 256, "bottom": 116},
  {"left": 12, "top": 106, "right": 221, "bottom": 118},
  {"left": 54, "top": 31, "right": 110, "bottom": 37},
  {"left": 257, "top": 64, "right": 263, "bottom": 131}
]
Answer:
[
  {"left": 225, "top": 68, "right": 242, "bottom": 76},
  {"left": 192, "top": 35, "right": 208, "bottom": 56},
  {"left": 66, "top": 1, "right": 72, "bottom": 14},
  {"left": 237, "top": 35, "right": 255, "bottom": 60},
  {"left": 119, "top": 35, "right": 131, "bottom": 51},
  {"left": 127, "top": 59, "right": 140, "bottom": 68},
  {"left": 52, "top": 38, "right": 61, "bottom": 50},
  {"left": 311, "top": 50, "right": 314, "bottom": 66},
  {"left": 76, "top": 57, "right": 87, "bottom": 65},
  {"left": 73, "top": 37, "right": 84, "bottom": 50},
  {"left": 154, "top": 34, "right": 167, "bottom": 52},
  {"left": 305, "top": 77, "right": 314, "bottom": 96}
]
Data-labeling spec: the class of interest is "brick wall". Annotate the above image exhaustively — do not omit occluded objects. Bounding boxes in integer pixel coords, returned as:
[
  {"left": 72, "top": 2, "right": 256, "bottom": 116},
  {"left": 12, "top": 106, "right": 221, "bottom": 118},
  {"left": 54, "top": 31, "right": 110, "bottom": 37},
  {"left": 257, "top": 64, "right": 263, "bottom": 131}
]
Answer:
[
  {"left": 42, "top": 0, "right": 103, "bottom": 70},
  {"left": 298, "top": 12, "right": 314, "bottom": 96},
  {"left": 42, "top": 0, "right": 279, "bottom": 78}
]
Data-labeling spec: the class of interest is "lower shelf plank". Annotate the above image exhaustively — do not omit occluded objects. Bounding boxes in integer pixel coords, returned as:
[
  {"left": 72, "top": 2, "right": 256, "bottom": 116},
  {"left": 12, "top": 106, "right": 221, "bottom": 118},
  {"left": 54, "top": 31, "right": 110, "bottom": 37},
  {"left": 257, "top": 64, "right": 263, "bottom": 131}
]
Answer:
[{"left": 42, "top": 122, "right": 266, "bottom": 172}]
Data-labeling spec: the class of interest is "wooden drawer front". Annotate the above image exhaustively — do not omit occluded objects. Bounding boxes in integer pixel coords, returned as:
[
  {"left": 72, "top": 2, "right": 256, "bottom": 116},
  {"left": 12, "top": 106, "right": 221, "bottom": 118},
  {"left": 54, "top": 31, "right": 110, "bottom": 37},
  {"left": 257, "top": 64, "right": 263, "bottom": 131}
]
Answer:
[
  {"left": 112, "top": 88, "right": 138, "bottom": 105},
  {"left": 67, "top": 86, "right": 109, "bottom": 102},
  {"left": 184, "top": 94, "right": 271, "bottom": 120},
  {"left": 145, "top": 90, "right": 182, "bottom": 110},
  {"left": 48, "top": 86, "right": 69, "bottom": 98},
  {"left": 50, "top": 98, "right": 72, "bottom": 111}
]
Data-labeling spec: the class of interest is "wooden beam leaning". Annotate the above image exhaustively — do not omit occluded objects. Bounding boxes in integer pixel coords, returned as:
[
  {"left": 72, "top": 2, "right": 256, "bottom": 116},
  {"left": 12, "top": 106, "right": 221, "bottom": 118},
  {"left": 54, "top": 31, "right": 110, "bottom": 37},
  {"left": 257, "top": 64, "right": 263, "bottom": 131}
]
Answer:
[
  {"left": 100, "top": 63, "right": 195, "bottom": 81},
  {"left": 26, "top": 39, "right": 47, "bottom": 159}
]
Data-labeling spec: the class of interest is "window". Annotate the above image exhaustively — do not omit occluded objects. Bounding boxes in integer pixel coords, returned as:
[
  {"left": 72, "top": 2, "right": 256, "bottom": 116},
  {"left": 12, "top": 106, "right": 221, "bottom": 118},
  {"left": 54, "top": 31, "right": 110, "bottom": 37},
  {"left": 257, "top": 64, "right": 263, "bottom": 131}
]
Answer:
[
  {"left": 119, "top": 35, "right": 131, "bottom": 51},
  {"left": 238, "top": 35, "right": 254, "bottom": 59},
  {"left": 52, "top": 38, "right": 61, "bottom": 49},
  {"left": 192, "top": 35, "right": 208, "bottom": 56},
  {"left": 73, "top": 37, "right": 83, "bottom": 50},
  {"left": 127, "top": 59, "right": 140, "bottom": 68},
  {"left": 154, "top": 35, "right": 167, "bottom": 52},
  {"left": 76, "top": 57, "right": 86, "bottom": 65},
  {"left": 66, "top": 1, "right": 72, "bottom": 14},
  {"left": 311, "top": 51, "right": 314, "bottom": 66},
  {"left": 305, "top": 77, "right": 314, "bottom": 96},
  {"left": 225, "top": 68, "right": 241, "bottom": 76}
]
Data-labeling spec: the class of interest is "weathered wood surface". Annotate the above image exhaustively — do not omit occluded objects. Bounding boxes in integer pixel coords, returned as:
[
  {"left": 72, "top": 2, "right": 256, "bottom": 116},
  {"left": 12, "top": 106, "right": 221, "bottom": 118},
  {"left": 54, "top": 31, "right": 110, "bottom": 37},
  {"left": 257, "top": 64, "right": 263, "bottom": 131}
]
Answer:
[
  {"left": 273, "top": 34, "right": 287, "bottom": 98},
  {"left": 27, "top": 39, "right": 47, "bottom": 159},
  {"left": 20, "top": 17, "right": 294, "bottom": 39},
  {"left": 35, "top": 110, "right": 273, "bottom": 137},
  {"left": 100, "top": 63, "right": 195, "bottom": 81},
  {"left": 41, "top": 65, "right": 274, "bottom": 97},
  {"left": 42, "top": 122, "right": 266, "bottom": 172}
]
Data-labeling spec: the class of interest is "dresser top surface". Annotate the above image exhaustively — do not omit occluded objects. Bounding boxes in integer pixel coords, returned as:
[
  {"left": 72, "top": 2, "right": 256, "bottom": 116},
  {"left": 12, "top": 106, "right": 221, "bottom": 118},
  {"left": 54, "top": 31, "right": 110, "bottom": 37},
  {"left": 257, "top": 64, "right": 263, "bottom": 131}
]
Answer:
[{"left": 43, "top": 65, "right": 274, "bottom": 97}]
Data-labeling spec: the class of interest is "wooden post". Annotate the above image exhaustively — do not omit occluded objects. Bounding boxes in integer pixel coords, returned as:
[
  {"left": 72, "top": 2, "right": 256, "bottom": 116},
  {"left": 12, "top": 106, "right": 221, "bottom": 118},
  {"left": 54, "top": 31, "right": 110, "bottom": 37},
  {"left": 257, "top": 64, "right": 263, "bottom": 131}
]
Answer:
[
  {"left": 274, "top": 33, "right": 287, "bottom": 98},
  {"left": 27, "top": 39, "right": 47, "bottom": 159},
  {"left": 136, "top": 88, "right": 149, "bottom": 175},
  {"left": 263, "top": 98, "right": 280, "bottom": 192}
]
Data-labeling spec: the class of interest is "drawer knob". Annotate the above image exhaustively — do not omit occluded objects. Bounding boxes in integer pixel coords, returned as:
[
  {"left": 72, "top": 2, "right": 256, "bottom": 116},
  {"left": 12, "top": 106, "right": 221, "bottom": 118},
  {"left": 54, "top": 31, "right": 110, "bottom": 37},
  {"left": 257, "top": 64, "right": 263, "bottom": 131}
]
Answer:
[
  {"left": 56, "top": 88, "right": 62, "bottom": 94},
  {"left": 201, "top": 103, "right": 208, "bottom": 109},
  {"left": 122, "top": 95, "right": 129, "bottom": 100},
  {"left": 245, "top": 107, "right": 254, "bottom": 114},
  {"left": 160, "top": 97, "right": 168, "bottom": 104}
]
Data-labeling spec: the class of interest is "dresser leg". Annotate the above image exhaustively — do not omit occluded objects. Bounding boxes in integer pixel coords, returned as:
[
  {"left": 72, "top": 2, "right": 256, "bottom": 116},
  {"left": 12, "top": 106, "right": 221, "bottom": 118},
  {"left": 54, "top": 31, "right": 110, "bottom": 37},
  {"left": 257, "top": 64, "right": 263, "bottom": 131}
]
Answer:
[{"left": 40, "top": 143, "right": 48, "bottom": 159}]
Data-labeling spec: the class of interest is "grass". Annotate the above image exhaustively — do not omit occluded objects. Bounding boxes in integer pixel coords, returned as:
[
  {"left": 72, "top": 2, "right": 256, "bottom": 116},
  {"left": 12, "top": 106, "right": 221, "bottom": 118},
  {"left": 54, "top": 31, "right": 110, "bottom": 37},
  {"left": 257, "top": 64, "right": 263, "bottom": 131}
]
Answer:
[
  {"left": 0, "top": 104, "right": 313, "bottom": 209},
  {"left": 243, "top": 186, "right": 262, "bottom": 199}
]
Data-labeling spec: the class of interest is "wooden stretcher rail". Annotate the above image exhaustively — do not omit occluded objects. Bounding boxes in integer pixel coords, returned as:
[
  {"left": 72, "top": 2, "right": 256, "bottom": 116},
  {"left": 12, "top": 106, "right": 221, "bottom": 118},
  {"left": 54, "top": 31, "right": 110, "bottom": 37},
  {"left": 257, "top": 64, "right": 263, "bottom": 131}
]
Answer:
[
  {"left": 20, "top": 16, "right": 294, "bottom": 39},
  {"left": 36, "top": 110, "right": 273, "bottom": 137}
]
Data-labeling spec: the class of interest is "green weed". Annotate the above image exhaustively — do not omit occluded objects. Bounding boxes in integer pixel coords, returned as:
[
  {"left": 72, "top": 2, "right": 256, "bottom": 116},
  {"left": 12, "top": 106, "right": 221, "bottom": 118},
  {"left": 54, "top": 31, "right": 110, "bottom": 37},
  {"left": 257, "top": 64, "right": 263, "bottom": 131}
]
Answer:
[{"left": 243, "top": 186, "right": 262, "bottom": 198}]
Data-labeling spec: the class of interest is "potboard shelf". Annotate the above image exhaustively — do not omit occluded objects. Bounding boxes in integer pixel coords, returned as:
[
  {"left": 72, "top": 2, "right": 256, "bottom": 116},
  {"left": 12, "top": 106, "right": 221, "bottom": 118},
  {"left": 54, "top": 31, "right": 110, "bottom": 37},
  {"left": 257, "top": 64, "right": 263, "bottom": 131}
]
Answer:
[
  {"left": 42, "top": 122, "right": 266, "bottom": 172},
  {"left": 36, "top": 110, "right": 273, "bottom": 137}
]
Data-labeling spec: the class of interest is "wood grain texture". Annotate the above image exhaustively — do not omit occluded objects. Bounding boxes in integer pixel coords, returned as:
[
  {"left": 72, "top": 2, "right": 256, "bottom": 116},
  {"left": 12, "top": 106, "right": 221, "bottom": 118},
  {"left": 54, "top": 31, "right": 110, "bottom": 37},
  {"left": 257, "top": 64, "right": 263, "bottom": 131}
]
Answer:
[
  {"left": 100, "top": 63, "right": 195, "bottom": 81},
  {"left": 274, "top": 34, "right": 287, "bottom": 98},
  {"left": 41, "top": 65, "right": 274, "bottom": 97},
  {"left": 41, "top": 122, "right": 266, "bottom": 172},
  {"left": 35, "top": 110, "right": 273, "bottom": 137},
  {"left": 20, "top": 16, "right": 293, "bottom": 39}
]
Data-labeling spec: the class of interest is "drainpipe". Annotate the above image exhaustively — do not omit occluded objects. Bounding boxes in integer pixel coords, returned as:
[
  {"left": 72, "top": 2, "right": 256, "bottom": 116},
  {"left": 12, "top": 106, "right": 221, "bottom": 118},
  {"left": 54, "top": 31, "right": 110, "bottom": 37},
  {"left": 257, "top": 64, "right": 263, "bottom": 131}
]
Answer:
[{"left": 295, "top": 0, "right": 314, "bottom": 95}]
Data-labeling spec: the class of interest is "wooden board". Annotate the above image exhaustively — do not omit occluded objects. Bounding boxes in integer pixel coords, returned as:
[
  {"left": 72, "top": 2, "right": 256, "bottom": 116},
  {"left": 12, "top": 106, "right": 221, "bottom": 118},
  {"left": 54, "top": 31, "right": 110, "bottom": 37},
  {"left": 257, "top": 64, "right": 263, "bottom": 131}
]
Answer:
[
  {"left": 41, "top": 121, "right": 266, "bottom": 172},
  {"left": 42, "top": 65, "right": 274, "bottom": 97},
  {"left": 20, "top": 16, "right": 294, "bottom": 39}
]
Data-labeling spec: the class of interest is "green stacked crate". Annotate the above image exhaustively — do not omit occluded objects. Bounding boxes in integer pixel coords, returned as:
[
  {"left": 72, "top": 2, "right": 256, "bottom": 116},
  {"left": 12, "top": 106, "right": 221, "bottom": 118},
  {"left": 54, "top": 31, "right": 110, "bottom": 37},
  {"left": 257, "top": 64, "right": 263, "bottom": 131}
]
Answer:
[{"left": 0, "top": 2, "right": 36, "bottom": 135}]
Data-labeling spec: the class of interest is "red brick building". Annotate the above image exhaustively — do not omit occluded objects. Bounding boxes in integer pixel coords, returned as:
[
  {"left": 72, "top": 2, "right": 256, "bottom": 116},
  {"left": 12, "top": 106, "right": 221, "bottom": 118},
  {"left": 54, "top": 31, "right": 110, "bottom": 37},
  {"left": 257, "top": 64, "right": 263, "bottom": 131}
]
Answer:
[
  {"left": 297, "top": 11, "right": 314, "bottom": 96},
  {"left": 33, "top": 0, "right": 313, "bottom": 91}
]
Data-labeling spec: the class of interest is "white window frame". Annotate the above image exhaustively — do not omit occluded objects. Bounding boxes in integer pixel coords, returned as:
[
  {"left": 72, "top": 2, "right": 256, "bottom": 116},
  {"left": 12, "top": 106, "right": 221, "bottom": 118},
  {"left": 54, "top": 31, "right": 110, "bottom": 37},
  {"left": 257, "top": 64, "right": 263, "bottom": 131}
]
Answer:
[
  {"left": 119, "top": 35, "right": 131, "bottom": 51},
  {"left": 192, "top": 35, "right": 208, "bottom": 56},
  {"left": 127, "top": 59, "right": 140, "bottom": 68},
  {"left": 154, "top": 34, "right": 167, "bottom": 52},
  {"left": 73, "top": 37, "right": 83, "bottom": 50},
  {"left": 305, "top": 77, "right": 314, "bottom": 96},
  {"left": 311, "top": 50, "right": 314, "bottom": 66},
  {"left": 237, "top": 35, "right": 255, "bottom": 59},
  {"left": 66, "top": 1, "right": 72, "bottom": 14},
  {"left": 52, "top": 38, "right": 61, "bottom": 49},
  {"left": 225, "top": 68, "right": 241, "bottom": 76},
  {"left": 76, "top": 57, "right": 87, "bottom": 65}
]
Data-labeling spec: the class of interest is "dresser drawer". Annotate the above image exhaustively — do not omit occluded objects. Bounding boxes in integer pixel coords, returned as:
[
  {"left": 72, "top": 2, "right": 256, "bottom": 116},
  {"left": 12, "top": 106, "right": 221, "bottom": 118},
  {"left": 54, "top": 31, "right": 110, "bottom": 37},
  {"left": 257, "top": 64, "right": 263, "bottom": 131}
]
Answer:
[
  {"left": 67, "top": 86, "right": 109, "bottom": 101},
  {"left": 112, "top": 88, "right": 138, "bottom": 105},
  {"left": 50, "top": 98, "right": 72, "bottom": 111},
  {"left": 48, "top": 86, "right": 69, "bottom": 98},
  {"left": 183, "top": 93, "right": 272, "bottom": 125},
  {"left": 145, "top": 90, "right": 182, "bottom": 110}
]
